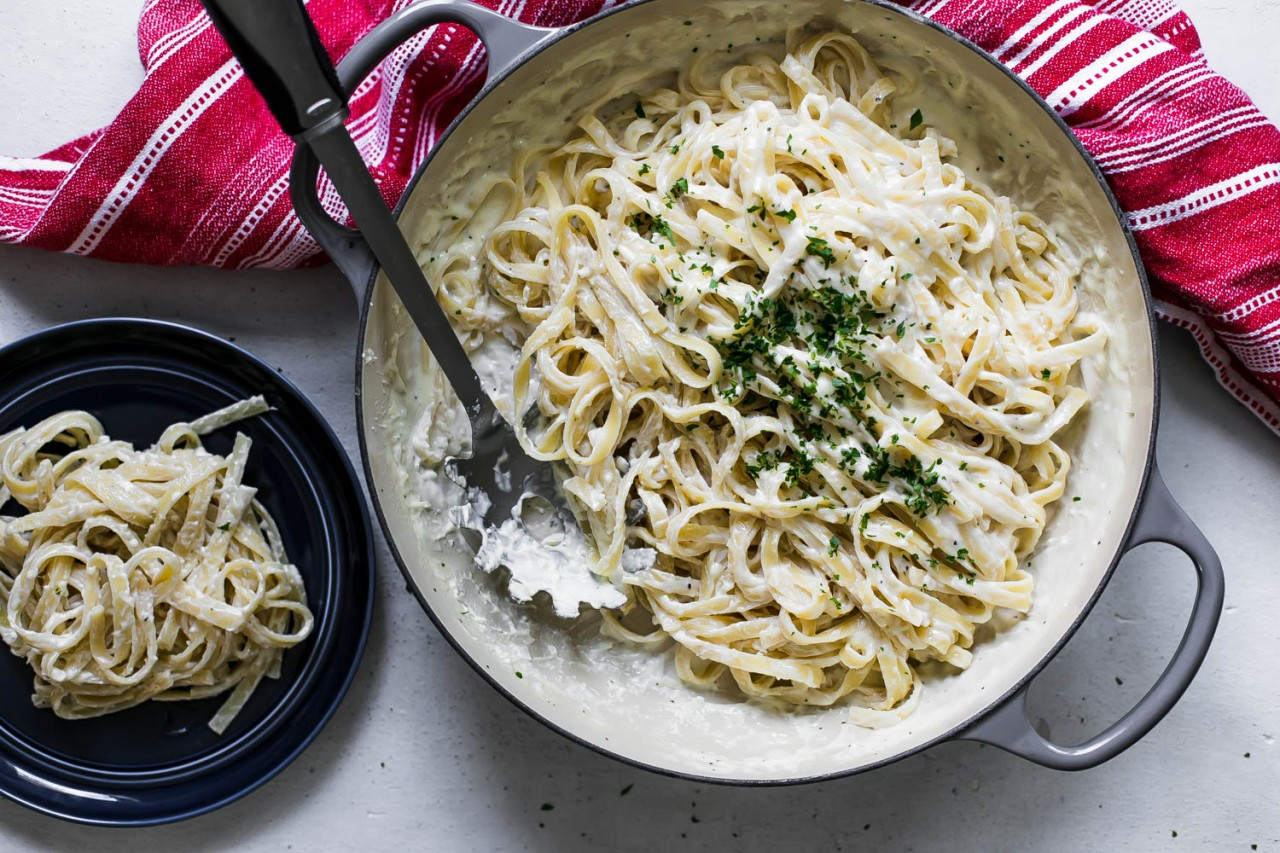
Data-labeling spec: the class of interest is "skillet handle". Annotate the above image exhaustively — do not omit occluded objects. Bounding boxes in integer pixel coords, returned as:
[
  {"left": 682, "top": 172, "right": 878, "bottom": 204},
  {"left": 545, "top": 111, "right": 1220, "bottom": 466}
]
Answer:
[
  {"left": 287, "top": 1, "right": 557, "bottom": 295},
  {"left": 957, "top": 464, "right": 1224, "bottom": 770}
]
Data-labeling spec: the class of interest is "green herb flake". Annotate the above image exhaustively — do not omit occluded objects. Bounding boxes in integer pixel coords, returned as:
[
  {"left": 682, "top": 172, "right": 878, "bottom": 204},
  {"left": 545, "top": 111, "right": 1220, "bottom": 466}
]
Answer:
[
  {"left": 217, "top": 522, "right": 231, "bottom": 532},
  {"left": 827, "top": 536, "right": 840, "bottom": 556},
  {"left": 637, "top": 163, "right": 651, "bottom": 176},
  {"left": 777, "top": 208, "right": 797, "bottom": 222},
  {"left": 1041, "top": 368, "right": 1052, "bottom": 380},
  {"left": 629, "top": 211, "right": 676, "bottom": 246},
  {"left": 515, "top": 671, "right": 523, "bottom": 679},
  {"left": 910, "top": 109, "right": 924, "bottom": 130},
  {"left": 541, "top": 803, "right": 555, "bottom": 812},
  {"left": 634, "top": 102, "right": 646, "bottom": 119},
  {"left": 805, "top": 235, "right": 836, "bottom": 268},
  {"left": 711, "top": 145, "right": 725, "bottom": 159}
]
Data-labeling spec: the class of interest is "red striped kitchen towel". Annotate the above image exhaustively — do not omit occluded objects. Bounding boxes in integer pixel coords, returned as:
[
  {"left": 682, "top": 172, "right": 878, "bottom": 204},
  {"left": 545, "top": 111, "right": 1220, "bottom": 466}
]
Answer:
[{"left": 1, "top": 0, "right": 1278, "bottom": 433}]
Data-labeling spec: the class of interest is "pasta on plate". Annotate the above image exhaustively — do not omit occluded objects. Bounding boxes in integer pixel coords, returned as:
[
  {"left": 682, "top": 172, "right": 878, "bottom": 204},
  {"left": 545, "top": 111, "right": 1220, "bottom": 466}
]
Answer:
[
  {"left": 0, "top": 398, "right": 314, "bottom": 733},
  {"left": 422, "top": 31, "right": 1106, "bottom": 724}
]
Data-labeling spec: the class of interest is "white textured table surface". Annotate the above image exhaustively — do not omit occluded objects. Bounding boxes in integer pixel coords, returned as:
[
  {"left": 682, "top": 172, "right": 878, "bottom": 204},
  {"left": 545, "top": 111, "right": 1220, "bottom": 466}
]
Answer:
[{"left": 1, "top": 2, "right": 1278, "bottom": 850}]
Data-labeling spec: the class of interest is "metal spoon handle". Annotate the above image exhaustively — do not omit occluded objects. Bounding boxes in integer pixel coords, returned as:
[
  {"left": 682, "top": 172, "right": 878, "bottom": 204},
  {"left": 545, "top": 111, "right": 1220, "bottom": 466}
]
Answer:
[
  {"left": 304, "top": 129, "right": 494, "bottom": 421},
  {"left": 200, "top": 0, "right": 495, "bottom": 422}
]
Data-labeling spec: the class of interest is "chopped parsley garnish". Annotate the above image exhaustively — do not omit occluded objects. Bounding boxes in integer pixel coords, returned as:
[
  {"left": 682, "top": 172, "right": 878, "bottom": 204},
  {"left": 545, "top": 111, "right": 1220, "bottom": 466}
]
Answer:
[
  {"left": 777, "top": 208, "right": 797, "bottom": 222},
  {"left": 805, "top": 236, "right": 836, "bottom": 268},
  {"left": 827, "top": 536, "right": 840, "bottom": 556},
  {"left": 855, "top": 444, "right": 951, "bottom": 516},
  {"left": 637, "top": 163, "right": 651, "bottom": 176},
  {"left": 629, "top": 211, "right": 675, "bottom": 246},
  {"left": 697, "top": 226, "right": 953, "bottom": 515},
  {"left": 669, "top": 177, "right": 689, "bottom": 199},
  {"left": 711, "top": 145, "right": 725, "bottom": 159},
  {"left": 1041, "top": 368, "right": 1052, "bottom": 380},
  {"left": 910, "top": 109, "right": 924, "bottom": 130}
]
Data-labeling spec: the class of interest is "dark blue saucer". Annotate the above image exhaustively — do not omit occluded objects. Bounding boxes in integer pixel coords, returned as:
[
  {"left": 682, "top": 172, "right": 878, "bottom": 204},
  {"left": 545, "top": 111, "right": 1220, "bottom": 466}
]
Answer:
[{"left": 0, "top": 318, "right": 374, "bottom": 826}]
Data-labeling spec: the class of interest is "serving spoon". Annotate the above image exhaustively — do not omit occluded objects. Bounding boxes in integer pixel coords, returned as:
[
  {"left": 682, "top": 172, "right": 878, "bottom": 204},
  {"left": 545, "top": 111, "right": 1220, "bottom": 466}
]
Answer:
[{"left": 199, "top": 0, "right": 619, "bottom": 615}]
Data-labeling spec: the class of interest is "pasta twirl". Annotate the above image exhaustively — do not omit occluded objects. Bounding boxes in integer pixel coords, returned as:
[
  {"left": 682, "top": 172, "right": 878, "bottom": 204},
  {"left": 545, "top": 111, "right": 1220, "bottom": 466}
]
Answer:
[
  {"left": 423, "top": 32, "right": 1105, "bottom": 724},
  {"left": 0, "top": 398, "right": 314, "bottom": 733}
]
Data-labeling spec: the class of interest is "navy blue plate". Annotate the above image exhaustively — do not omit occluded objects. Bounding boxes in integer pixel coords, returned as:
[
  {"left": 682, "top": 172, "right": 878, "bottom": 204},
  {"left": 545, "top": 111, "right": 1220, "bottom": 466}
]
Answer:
[{"left": 0, "top": 318, "right": 374, "bottom": 826}]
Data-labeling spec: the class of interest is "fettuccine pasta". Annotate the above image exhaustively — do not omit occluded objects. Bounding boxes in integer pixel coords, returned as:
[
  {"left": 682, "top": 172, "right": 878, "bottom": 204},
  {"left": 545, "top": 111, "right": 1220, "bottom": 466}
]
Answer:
[
  {"left": 422, "top": 32, "right": 1105, "bottom": 723},
  {"left": 0, "top": 398, "right": 313, "bottom": 733}
]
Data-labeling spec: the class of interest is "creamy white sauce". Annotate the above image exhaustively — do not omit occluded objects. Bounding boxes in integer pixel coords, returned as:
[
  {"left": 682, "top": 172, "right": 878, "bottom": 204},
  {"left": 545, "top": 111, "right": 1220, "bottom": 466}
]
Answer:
[{"left": 473, "top": 517, "right": 628, "bottom": 618}]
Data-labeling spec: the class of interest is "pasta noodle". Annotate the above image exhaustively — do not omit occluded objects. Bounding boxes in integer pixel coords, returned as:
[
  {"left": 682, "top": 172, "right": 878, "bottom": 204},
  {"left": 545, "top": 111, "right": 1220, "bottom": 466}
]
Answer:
[
  {"left": 0, "top": 397, "right": 313, "bottom": 733},
  {"left": 423, "top": 32, "right": 1105, "bottom": 723}
]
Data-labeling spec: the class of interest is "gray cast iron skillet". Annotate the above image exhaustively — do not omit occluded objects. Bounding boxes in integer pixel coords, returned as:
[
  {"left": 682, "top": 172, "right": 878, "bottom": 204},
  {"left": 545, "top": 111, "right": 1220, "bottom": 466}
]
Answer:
[{"left": 288, "top": 0, "right": 1222, "bottom": 782}]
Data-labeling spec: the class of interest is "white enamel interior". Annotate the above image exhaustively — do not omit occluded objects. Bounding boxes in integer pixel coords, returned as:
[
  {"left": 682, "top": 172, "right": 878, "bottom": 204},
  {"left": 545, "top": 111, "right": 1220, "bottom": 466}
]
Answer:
[{"left": 358, "top": 0, "right": 1156, "bottom": 782}]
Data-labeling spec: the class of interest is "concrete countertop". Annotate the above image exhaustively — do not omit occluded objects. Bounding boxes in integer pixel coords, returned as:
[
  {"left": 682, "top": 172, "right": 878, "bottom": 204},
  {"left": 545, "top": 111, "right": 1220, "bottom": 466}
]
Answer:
[{"left": 0, "top": 2, "right": 1276, "bottom": 850}]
